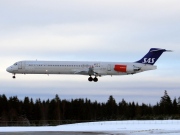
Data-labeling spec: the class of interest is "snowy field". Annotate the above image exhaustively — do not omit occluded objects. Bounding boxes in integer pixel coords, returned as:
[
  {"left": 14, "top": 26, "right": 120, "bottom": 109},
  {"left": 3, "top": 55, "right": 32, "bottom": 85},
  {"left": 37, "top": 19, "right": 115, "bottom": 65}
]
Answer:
[{"left": 0, "top": 120, "right": 180, "bottom": 135}]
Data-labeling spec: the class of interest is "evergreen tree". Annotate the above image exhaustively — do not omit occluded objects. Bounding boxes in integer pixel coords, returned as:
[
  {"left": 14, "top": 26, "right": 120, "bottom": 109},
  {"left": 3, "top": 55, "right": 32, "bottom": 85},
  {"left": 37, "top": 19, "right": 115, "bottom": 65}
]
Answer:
[
  {"left": 172, "top": 98, "right": 178, "bottom": 114},
  {"left": 48, "top": 94, "right": 61, "bottom": 125},
  {"left": 118, "top": 99, "right": 128, "bottom": 119},
  {"left": 8, "top": 96, "right": 21, "bottom": 121},
  {"left": 160, "top": 90, "right": 173, "bottom": 115},
  {"left": 0, "top": 94, "right": 8, "bottom": 125},
  {"left": 22, "top": 97, "right": 32, "bottom": 120},
  {"left": 153, "top": 102, "right": 160, "bottom": 115},
  {"left": 106, "top": 95, "right": 117, "bottom": 119},
  {"left": 0, "top": 94, "right": 8, "bottom": 115},
  {"left": 32, "top": 99, "right": 42, "bottom": 123}
]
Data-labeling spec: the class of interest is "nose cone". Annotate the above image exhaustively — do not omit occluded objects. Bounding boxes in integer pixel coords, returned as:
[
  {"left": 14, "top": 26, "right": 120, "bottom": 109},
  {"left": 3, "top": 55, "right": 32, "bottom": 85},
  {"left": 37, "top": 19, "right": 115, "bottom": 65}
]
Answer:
[{"left": 6, "top": 67, "right": 12, "bottom": 73}]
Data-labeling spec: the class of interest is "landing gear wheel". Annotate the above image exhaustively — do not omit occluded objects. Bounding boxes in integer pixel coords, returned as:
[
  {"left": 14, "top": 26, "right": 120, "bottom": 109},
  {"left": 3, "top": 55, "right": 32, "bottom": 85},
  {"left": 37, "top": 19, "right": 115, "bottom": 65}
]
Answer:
[
  {"left": 93, "top": 77, "right": 98, "bottom": 82},
  {"left": 12, "top": 76, "right": 16, "bottom": 79},
  {"left": 88, "top": 76, "right": 93, "bottom": 82}
]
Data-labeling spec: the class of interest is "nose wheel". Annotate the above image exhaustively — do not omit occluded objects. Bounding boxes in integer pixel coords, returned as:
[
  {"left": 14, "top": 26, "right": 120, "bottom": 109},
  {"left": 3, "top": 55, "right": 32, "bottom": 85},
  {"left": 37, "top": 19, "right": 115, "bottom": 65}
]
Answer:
[
  {"left": 88, "top": 76, "right": 98, "bottom": 82},
  {"left": 12, "top": 74, "right": 16, "bottom": 79}
]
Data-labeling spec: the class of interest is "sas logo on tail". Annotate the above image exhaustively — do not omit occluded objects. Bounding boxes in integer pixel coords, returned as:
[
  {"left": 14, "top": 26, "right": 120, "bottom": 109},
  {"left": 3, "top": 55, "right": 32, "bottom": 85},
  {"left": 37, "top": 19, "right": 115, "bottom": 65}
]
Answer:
[{"left": 143, "top": 58, "right": 155, "bottom": 64}]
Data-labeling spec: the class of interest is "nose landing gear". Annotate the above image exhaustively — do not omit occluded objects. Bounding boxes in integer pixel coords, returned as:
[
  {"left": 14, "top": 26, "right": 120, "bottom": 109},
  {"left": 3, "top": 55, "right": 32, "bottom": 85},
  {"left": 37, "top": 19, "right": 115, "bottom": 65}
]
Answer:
[{"left": 12, "top": 74, "right": 16, "bottom": 79}]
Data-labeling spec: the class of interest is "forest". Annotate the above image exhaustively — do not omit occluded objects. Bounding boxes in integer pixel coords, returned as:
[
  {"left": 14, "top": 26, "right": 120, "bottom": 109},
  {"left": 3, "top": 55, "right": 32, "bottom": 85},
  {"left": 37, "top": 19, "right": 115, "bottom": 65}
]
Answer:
[{"left": 0, "top": 90, "right": 180, "bottom": 126}]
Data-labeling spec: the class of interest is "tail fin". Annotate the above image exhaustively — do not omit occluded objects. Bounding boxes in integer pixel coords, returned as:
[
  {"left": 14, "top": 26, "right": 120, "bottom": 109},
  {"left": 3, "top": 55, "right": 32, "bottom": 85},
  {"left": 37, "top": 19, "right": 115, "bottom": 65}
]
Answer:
[{"left": 136, "top": 48, "right": 172, "bottom": 65}]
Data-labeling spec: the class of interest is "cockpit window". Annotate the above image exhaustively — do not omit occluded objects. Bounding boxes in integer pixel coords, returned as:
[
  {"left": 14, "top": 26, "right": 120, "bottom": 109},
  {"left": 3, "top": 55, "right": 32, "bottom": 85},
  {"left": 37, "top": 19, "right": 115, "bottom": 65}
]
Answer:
[{"left": 14, "top": 63, "right": 17, "bottom": 66}]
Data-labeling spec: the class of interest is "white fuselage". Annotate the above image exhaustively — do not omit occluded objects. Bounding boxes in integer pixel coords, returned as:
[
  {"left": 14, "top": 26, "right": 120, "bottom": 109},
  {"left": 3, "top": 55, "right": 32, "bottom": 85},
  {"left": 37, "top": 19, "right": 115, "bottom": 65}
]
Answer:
[
  {"left": 6, "top": 60, "right": 157, "bottom": 76},
  {"left": 6, "top": 48, "right": 170, "bottom": 82}
]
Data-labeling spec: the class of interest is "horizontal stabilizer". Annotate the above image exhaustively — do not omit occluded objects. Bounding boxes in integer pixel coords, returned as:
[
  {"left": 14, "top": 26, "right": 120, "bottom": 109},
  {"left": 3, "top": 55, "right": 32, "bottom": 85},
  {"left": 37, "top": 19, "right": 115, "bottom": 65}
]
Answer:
[
  {"left": 165, "top": 50, "right": 173, "bottom": 52},
  {"left": 150, "top": 49, "right": 173, "bottom": 52}
]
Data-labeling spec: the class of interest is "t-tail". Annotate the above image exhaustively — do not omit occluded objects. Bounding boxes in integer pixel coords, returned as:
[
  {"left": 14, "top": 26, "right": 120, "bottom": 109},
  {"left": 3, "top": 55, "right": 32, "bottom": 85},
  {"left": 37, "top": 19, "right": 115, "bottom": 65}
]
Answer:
[{"left": 136, "top": 48, "right": 172, "bottom": 65}]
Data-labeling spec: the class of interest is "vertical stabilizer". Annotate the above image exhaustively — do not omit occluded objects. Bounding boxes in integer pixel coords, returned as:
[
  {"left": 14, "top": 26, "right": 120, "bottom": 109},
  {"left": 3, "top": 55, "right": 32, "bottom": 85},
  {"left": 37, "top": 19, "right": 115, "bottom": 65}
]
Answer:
[{"left": 136, "top": 48, "right": 172, "bottom": 65}]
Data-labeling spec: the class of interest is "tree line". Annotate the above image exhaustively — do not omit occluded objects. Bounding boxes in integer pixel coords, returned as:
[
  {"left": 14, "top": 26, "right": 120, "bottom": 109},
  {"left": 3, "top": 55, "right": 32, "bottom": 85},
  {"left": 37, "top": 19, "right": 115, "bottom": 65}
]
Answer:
[{"left": 0, "top": 90, "right": 180, "bottom": 126}]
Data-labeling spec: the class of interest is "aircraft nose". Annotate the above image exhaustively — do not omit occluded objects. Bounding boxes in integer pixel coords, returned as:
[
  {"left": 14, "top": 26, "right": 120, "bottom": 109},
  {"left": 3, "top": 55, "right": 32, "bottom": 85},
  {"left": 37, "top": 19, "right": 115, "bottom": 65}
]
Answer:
[{"left": 6, "top": 67, "right": 12, "bottom": 73}]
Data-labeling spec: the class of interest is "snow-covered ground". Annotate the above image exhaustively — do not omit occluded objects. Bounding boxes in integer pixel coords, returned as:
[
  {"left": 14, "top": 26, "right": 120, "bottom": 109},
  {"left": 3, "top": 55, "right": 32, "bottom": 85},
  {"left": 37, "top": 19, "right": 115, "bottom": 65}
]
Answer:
[{"left": 0, "top": 120, "right": 180, "bottom": 135}]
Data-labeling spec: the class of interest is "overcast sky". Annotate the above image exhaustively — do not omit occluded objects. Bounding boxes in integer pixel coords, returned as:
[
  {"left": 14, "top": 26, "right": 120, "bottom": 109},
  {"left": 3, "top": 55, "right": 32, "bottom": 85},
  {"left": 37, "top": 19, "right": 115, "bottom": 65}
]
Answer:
[{"left": 0, "top": 0, "right": 180, "bottom": 104}]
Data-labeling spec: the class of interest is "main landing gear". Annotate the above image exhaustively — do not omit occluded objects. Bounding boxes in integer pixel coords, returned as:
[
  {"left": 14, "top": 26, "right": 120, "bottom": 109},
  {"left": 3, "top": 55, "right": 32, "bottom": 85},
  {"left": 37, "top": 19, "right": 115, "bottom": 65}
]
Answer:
[{"left": 88, "top": 76, "right": 98, "bottom": 82}]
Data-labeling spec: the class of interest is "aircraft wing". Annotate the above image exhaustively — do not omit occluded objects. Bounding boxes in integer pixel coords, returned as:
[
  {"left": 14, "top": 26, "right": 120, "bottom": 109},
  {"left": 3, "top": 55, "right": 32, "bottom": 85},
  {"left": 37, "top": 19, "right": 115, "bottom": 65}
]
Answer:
[
  {"left": 74, "top": 70, "right": 89, "bottom": 75},
  {"left": 73, "top": 66, "right": 98, "bottom": 76}
]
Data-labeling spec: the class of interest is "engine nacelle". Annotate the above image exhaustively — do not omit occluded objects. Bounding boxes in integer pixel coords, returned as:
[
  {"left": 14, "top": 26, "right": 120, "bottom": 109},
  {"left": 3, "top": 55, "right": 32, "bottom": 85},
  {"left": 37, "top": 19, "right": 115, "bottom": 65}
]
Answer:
[{"left": 114, "top": 65, "right": 139, "bottom": 74}]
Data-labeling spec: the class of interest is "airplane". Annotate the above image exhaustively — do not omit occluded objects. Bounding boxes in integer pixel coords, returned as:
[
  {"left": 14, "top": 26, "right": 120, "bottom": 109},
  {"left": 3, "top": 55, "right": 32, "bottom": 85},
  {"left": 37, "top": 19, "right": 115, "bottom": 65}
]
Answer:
[{"left": 6, "top": 48, "right": 171, "bottom": 82}]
